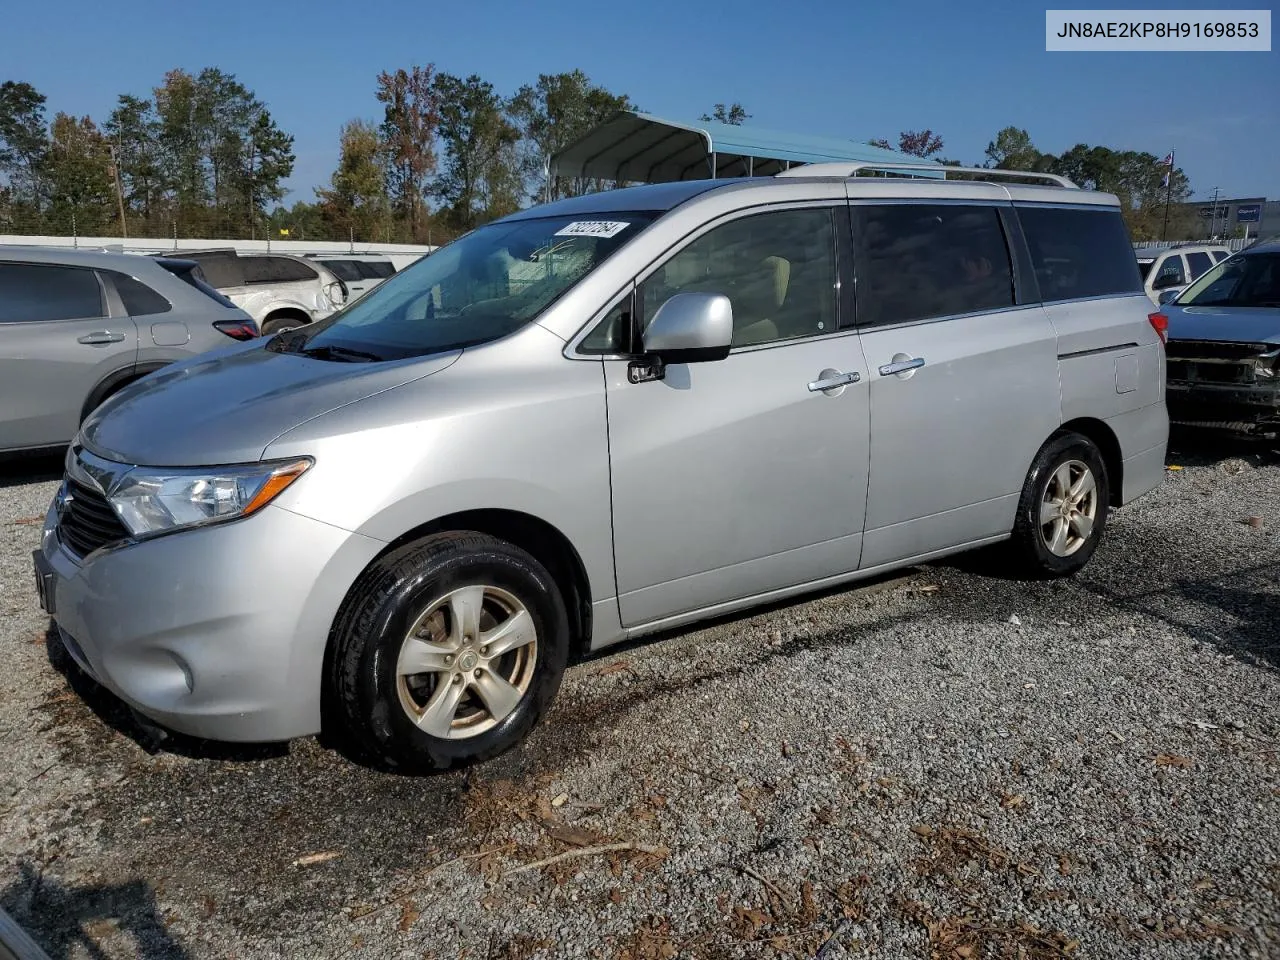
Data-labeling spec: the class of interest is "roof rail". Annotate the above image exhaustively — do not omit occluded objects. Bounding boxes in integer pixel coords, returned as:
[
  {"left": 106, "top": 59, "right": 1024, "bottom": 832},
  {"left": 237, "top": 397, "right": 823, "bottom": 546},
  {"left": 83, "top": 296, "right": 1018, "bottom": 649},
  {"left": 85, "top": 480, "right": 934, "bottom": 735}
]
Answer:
[{"left": 776, "top": 161, "right": 1077, "bottom": 189}]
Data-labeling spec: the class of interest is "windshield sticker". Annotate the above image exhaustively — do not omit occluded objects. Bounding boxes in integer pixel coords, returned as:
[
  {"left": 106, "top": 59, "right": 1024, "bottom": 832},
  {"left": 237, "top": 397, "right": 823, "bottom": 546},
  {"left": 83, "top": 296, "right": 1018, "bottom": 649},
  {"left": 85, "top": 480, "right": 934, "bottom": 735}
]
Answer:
[{"left": 554, "top": 220, "right": 631, "bottom": 239}]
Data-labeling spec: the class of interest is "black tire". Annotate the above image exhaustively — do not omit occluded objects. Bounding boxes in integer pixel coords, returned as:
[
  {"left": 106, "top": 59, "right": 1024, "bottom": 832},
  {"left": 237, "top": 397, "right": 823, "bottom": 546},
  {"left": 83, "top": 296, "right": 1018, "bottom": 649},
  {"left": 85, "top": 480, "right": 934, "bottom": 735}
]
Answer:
[
  {"left": 262, "top": 315, "right": 308, "bottom": 335},
  {"left": 1009, "top": 432, "right": 1110, "bottom": 579},
  {"left": 328, "top": 531, "right": 569, "bottom": 773}
]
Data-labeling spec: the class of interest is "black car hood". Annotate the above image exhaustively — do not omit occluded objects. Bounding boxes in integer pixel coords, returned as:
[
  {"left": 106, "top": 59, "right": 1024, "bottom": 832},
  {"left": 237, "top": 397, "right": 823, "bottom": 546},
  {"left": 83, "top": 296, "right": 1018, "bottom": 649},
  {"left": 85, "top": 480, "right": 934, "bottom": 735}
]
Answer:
[{"left": 81, "top": 340, "right": 460, "bottom": 466}]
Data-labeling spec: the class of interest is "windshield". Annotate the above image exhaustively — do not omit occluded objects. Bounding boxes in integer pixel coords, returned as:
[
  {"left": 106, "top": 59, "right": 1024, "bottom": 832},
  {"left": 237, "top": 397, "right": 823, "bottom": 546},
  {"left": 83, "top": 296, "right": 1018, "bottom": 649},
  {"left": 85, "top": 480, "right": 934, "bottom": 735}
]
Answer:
[
  {"left": 282, "top": 213, "right": 656, "bottom": 361},
  {"left": 1177, "top": 253, "right": 1280, "bottom": 308}
]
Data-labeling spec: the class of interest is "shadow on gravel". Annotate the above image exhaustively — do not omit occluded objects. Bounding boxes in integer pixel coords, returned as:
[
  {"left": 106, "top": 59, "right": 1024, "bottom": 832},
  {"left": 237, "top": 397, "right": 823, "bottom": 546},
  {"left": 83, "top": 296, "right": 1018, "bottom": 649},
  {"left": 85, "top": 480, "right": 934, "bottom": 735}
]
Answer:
[
  {"left": 1079, "top": 561, "right": 1280, "bottom": 672},
  {"left": 1167, "top": 428, "right": 1280, "bottom": 469},
  {"left": 1, "top": 862, "right": 186, "bottom": 959},
  {"left": 0, "top": 452, "right": 63, "bottom": 489},
  {"left": 44, "top": 623, "right": 289, "bottom": 763}
]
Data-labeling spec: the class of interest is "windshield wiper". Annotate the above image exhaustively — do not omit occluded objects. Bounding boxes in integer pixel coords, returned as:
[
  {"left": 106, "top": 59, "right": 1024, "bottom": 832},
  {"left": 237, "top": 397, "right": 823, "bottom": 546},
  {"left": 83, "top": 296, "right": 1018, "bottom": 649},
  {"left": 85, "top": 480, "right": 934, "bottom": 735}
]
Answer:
[{"left": 298, "top": 344, "right": 384, "bottom": 363}]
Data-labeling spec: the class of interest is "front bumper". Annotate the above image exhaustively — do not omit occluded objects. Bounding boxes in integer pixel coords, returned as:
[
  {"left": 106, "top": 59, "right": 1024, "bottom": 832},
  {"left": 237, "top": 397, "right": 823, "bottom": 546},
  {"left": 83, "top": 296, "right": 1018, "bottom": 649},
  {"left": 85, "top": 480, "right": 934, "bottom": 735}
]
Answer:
[
  {"left": 1166, "top": 381, "right": 1280, "bottom": 436},
  {"left": 37, "top": 499, "right": 384, "bottom": 742}
]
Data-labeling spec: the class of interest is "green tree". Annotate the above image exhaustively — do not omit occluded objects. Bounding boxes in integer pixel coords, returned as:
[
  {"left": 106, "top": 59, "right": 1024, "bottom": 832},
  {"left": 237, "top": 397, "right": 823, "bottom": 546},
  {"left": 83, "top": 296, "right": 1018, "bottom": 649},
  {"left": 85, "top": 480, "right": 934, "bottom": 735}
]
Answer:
[
  {"left": 1050, "top": 143, "right": 1192, "bottom": 240},
  {"left": 317, "top": 119, "right": 390, "bottom": 241},
  {"left": 153, "top": 69, "right": 209, "bottom": 223},
  {"left": 0, "top": 80, "right": 50, "bottom": 226},
  {"left": 268, "top": 200, "right": 327, "bottom": 241},
  {"left": 509, "top": 70, "right": 633, "bottom": 201},
  {"left": 376, "top": 65, "right": 440, "bottom": 242},
  {"left": 983, "top": 126, "right": 1048, "bottom": 171},
  {"left": 105, "top": 94, "right": 164, "bottom": 225},
  {"left": 700, "top": 102, "right": 750, "bottom": 125},
  {"left": 432, "top": 73, "right": 520, "bottom": 231},
  {"left": 42, "top": 113, "right": 115, "bottom": 233}
]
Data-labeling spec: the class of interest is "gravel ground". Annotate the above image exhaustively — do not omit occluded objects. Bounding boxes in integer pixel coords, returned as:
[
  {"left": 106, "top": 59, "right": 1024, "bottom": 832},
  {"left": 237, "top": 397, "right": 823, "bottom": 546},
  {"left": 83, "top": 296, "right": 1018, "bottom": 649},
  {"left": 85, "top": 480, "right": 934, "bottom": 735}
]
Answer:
[{"left": 1, "top": 435, "right": 1278, "bottom": 960}]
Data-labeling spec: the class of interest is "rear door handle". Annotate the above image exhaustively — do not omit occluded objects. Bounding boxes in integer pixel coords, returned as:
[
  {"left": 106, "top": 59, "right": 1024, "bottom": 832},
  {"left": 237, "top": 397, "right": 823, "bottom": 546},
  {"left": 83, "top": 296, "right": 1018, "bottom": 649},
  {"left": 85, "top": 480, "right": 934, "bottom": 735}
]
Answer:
[
  {"left": 878, "top": 357, "right": 926, "bottom": 376},
  {"left": 807, "top": 370, "right": 861, "bottom": 393},
  {"left": 77, "top": 331, "right": 126, "bottom": 345}
]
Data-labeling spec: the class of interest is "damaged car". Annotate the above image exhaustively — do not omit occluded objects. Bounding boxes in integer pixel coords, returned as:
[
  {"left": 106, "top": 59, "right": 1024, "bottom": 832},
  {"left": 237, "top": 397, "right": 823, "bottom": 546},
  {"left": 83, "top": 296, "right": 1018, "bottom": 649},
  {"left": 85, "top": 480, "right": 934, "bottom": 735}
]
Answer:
[{"left": 1159, "top": 240, "right": 1280, "bottom": 437}]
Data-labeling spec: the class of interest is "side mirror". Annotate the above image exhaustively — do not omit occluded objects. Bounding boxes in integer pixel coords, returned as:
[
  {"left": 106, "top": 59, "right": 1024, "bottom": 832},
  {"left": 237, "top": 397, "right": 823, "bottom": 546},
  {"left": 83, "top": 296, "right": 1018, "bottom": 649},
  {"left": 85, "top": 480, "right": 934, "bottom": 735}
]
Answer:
[
  {"left": 1157, "top": 287, "right": 1183, "bottom": 305},
  {"left": 1153, "top": 273, "right": 1184, "bottom": 290},
  {"left": 642, "top": 292, "right": 733, "bottom": 363}
]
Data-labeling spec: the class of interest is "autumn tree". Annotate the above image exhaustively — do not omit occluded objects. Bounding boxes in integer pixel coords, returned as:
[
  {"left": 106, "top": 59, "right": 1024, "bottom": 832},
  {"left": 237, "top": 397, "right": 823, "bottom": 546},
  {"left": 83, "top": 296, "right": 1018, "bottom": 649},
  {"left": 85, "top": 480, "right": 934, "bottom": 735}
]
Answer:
[
  {"left": 897, "top": 129, "right": 944, "bottom": 159},
  {"left": 317, "top": 119, "right": 390, "bottom": 241},
  {"left": 376, "top": 65, "right": 440, "bottom": 241},
  {"left": 509, "top": 70, "right": 633, "bottom": 201}
]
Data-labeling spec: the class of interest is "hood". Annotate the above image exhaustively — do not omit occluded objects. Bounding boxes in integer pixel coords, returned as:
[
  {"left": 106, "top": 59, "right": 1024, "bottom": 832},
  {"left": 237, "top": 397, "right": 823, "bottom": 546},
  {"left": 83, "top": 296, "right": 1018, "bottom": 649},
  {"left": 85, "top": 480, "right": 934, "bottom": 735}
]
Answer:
[
  {"left": 82, "top": 341, "right": 460, "bottom": 466},
  {"left": 1165, "top": 304, "right": 1280, "bottom": 346}
]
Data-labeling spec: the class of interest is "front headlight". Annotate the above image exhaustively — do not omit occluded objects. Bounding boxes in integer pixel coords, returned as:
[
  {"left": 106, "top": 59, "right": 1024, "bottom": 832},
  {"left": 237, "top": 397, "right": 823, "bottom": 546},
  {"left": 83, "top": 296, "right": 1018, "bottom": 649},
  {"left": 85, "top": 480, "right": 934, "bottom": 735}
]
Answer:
[{"left": 109, "top": 459, "right": 312, "bottom": 537}]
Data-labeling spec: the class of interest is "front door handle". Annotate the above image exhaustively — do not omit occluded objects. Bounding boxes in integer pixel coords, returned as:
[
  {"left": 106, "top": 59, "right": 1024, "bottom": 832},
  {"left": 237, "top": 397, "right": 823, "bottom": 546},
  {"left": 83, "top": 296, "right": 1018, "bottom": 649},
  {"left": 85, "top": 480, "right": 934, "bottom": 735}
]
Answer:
[
  {"left": 878, "top": 356, "right": 926, "bottom": 376},
  {"left": 77, "top": 331, "right": 126, "bottom": 345},
  {"left": 807, "top": 369, "right": 861, "bottom": 393}
]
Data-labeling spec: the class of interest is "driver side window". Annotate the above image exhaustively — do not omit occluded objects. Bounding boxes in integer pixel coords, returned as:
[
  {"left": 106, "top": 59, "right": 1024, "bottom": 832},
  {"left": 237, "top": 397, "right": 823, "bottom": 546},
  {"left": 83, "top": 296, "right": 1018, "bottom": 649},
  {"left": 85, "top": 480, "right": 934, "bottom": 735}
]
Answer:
[{"left": 640, "top": 207, "right": 838, "bottom": 348}]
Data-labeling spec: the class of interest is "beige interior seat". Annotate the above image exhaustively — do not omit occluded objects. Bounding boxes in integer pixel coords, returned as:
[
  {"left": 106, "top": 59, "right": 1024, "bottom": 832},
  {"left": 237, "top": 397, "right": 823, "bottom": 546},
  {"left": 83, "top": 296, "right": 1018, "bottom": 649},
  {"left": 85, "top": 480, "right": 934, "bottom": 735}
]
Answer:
[{"left": 733, "top": 255, "right": 790, "bottom": 346}]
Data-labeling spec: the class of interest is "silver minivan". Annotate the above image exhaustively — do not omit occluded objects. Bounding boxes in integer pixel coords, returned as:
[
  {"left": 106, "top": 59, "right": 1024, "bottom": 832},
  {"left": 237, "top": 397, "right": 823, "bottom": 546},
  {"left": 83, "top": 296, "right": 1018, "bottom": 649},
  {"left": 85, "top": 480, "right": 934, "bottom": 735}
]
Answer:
[{"left": 34, "top": 164, "right": 1168, "bottom": 771}]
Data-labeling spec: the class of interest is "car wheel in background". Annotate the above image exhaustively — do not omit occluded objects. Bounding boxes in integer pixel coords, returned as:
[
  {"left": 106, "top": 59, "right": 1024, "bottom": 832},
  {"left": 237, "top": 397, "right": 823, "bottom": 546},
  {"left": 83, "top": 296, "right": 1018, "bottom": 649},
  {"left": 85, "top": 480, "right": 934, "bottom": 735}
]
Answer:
[
  {"left": 1009, "top": 432, "right": 1110, "bottom": 578},
  {"left": 261, "top": 314, "right": 309, "bottom": 335},
  {"left": 328, "top": 531, "right": 569, "bottom": 773}
]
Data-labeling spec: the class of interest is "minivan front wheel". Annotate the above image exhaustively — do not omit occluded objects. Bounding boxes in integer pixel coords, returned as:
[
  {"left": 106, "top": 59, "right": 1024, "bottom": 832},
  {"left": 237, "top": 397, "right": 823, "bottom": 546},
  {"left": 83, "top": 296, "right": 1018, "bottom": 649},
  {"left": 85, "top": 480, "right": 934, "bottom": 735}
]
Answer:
[
  {"left": 329, "top": 532, "right": 569, "bottom": 772},
  {"left": 1009, "top": 433, "right": 1110, "bottom": 578}
]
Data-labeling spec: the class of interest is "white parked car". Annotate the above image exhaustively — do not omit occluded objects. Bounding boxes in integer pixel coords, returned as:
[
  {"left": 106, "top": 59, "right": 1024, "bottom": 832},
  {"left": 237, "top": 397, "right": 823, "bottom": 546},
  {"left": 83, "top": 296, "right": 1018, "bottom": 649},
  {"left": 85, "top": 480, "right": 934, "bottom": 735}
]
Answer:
[
  {"left": 180, "top": 250, "right": 347, "bottom": 334},
  {"left": 307, "top": 254, "right": 397, "bottom": 302},
  {"left": 1136, "top": 243, "right": 1230, "bottom": 305}
]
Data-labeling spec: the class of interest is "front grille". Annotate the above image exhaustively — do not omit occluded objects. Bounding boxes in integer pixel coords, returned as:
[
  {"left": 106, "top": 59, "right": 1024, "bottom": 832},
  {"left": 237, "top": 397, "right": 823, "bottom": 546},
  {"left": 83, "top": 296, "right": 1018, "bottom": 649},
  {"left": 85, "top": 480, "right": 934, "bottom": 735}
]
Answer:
[
  {"left": 58, "top": 480, "right": 131, "bottom": 558},
  {"left": 1166, "top": 359, "right": 1255, "bottom": 385},
  {"left": 1165, "top": 340, "right": 1272, "bottom": 362}
]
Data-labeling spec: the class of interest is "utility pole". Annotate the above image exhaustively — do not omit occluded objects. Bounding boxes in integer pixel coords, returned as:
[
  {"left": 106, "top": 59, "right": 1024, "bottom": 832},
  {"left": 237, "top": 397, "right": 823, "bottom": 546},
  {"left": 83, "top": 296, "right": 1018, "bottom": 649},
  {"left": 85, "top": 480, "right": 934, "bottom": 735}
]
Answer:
[
  {"left": 108, "top": 144, "right": 128, "bottom": 240},
  {"left": 1160, "top": 149, "right": 1175, "bottom": 241},
  {"left": 1208, "top": 186, "right": 1221, "bottom": 240}
]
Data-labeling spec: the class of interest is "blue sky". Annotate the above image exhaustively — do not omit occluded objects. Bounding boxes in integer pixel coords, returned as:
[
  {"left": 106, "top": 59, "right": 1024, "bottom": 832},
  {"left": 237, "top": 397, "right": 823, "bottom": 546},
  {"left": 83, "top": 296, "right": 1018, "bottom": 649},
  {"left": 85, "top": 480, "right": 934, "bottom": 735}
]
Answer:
[{"left": 3, "top": 0, "right": 1276, "bottom": 204}]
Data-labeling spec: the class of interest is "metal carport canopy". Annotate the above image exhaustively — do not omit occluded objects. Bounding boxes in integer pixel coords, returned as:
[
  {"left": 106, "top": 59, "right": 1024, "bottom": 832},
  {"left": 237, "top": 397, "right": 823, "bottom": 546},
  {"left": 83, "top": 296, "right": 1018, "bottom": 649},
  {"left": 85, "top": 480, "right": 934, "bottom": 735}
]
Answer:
[{"left": 548, "top": 111, "right": 941, "bottom": 183}]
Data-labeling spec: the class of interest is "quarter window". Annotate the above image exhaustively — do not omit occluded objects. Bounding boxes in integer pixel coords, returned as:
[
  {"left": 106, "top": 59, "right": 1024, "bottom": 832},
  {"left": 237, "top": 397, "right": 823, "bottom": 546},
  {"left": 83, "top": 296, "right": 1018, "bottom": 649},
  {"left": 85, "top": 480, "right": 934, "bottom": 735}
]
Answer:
[
  {"left": 1185, "top": 251, "right": 1213, "bottom": 279},
  {"left": 110, "top": 273, "right": 171, "bottom": 315},
  {"left": 854, "top": 204, "right": 1014, "bottom": 326},
  {"left": 640, "top": 207, "right": 838, "bottom": 347},
  {"left": 0, "top": 263, "right": 105, "bottom": 324},
  {"left": 1017, "top": 206, "right": 1143, "bottom": 301}
]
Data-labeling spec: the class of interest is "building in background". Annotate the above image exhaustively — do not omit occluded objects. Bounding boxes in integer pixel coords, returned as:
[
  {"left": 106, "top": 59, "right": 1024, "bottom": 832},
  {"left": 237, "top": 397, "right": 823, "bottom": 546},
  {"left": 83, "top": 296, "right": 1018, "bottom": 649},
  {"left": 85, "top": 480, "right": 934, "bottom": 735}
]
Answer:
[{"left": 1170, "top": 196, "right": 1278, "bottom": 242}]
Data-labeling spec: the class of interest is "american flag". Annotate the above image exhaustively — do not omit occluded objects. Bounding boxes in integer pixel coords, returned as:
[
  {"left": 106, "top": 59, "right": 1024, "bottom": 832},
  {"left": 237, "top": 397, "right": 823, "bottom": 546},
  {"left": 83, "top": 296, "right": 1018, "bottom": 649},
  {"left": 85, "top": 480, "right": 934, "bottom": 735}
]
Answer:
[{"left": 1159, "top": 152, "right": 1174, "bottom": 166}]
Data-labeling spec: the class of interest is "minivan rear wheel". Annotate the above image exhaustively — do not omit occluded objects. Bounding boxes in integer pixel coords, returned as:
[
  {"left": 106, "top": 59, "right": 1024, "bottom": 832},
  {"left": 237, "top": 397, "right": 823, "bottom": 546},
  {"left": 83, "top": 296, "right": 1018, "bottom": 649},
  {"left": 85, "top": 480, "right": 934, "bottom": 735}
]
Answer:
[
  {"left": 328, "top": 531, "right": 569, "bottom": 772},
  {"left": 1009, "top": 433, "right": 1110, "bottom": 578}
]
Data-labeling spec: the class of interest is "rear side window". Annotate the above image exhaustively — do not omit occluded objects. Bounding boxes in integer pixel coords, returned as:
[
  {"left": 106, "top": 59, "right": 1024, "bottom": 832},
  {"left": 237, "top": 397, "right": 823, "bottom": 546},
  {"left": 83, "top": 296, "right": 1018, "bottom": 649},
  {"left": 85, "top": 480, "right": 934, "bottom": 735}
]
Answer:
[
  {"left": 1154, "top": 255, "right": 1186, "bottom": 288},
  {"left": 1185, "top": 251, "right": 1213, "bottom": 278},
  {"left": 184, "top": 251, "right": 245, "bottom": 288},
  {"left": 854, "top": 204, "right": 1014, "bottom": 326},
  {"left": 155, "top": 259, "right": 237, "bottom": 309},
  {"left": 1211, "top": 250, "right": 1229, "bottom": 263},
  {"left": 318, "top": 259, "right": 363, "bottom": 282},
  {"left": 242, "top": 256, "right": 318, "bottom": 284},
  {"left": 1017, "top": 206, "right": 1142, "bottom": 301},
  {"left": 0, "top": 262, "right": 105, "bottom": 323},
  {"left": 362, "top": 261, "right": 395, "bottom": 279},
  {"left": 110, "top": 273, "right": 171, "bottom": 315}
]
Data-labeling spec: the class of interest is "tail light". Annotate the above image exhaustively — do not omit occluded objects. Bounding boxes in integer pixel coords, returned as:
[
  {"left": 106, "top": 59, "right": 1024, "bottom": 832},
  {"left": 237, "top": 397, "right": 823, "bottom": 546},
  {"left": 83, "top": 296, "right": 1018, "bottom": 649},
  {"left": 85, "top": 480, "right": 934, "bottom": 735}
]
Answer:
[
  {"left": 1148, "top": 312, "right": 1168, "bottom": 344},
  {"left": 214, "top": 319, "right": 260, "bottom": 341}
]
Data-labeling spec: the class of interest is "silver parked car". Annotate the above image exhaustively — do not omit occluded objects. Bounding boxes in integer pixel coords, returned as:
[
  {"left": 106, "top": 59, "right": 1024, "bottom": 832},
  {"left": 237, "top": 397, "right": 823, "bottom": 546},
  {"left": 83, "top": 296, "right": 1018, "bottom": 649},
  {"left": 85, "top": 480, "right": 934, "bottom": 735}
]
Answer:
[
  {"left": 33, "top": 164, "right": 1168, "bottom": 771},
  {"left": 0, "top": 248, "right": 258, "bottom": 454}
]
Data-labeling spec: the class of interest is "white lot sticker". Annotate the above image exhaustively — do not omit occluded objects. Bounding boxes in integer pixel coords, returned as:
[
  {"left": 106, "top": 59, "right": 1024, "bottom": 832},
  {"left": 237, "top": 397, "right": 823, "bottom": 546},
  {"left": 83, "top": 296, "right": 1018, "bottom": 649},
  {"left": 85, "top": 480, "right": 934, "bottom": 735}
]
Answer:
[{"left": 554, "top": 220, "right": 631, "bottom": 239}]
